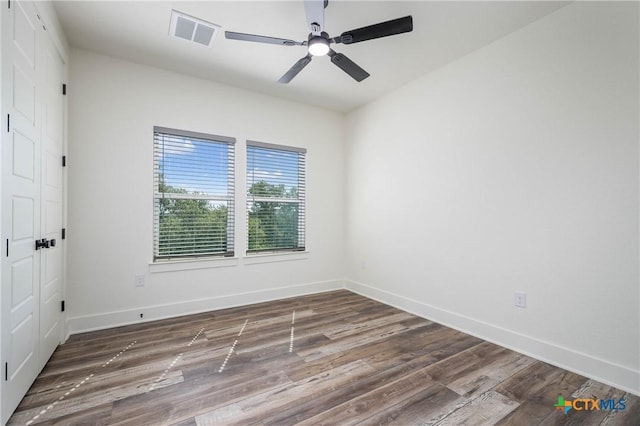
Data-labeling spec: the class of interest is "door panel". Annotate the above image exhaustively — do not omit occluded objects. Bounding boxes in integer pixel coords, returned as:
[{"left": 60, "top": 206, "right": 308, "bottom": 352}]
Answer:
[
  {"left": 9, "top": 314, "right": 35, "bottom": 380},
  {"left": 41, "top": 247, "right": 61, "bottom": 340},
  {"left": 11, "top": 195, "right": 33, "bottom": 239},
  {"left": 11, "top": 256, "right": 33, "bottom": 308},
  {"left": 12, "top": 1, "right": 36, "bottom": 67},
  {"left": 11, "top": 130, "right": 35, "bottom": 179},
  {"left": 45, "top": 152, "right": 61, "bottom": 189},
  {"left": 12, "top": 65, "right": 35, "bottom": 123}
]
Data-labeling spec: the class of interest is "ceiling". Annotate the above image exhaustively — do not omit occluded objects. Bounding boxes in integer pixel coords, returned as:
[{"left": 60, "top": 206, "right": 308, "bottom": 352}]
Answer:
[{"left": 52, "top": 1, "right": 570, "bottom": 113}]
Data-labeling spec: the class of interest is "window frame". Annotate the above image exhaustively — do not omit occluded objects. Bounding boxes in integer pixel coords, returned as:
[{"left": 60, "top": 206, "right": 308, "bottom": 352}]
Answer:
[
  {"left": 153, "top": 126, "right": 236, "bottom": 262},
  {"left": 246, "top": 140, "right": 307, "bottom": 255}
]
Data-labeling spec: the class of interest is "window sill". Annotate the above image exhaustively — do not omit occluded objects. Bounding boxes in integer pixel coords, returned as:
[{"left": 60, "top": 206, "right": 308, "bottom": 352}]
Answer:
[
  {"left": 149, "top": 257, "right": 239, "bottom": 273},
  {"left": 243, "top": 251, "right": 309, "bottom": 265}
]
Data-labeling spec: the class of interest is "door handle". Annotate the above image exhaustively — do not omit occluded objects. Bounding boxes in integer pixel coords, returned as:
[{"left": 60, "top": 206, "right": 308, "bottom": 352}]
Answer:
[{"left": 35, "top": 238, "right": 54, "bottom": 250}]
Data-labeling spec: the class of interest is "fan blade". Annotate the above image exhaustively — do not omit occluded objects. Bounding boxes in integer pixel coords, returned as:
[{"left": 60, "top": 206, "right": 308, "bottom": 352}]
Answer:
[
  {"left": 225, "top": 31, "right": 303, "bottom": 46},
  {"left": 327, "top": 49, "right": 369, "bottom": 82},
  {"left": 278, "top": 54, "right": 313, "bottom": 83},
  {"left": 334, "top": 16, "right": 413, "bottom": 45},
  {"left": 304, "top": 0, "right": 325, "bottom": 35}
]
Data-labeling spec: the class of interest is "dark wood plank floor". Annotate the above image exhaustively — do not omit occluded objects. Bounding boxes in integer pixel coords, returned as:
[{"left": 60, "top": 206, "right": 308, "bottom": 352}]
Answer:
[{"left": 8, "top": 290, "right": 639, "bottom": 425}]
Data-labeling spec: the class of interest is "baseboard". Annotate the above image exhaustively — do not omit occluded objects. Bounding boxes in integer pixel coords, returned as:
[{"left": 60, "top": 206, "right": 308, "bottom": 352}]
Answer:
[
  {"left": 345, "top": 279, "right": 640, "bottom": 397},
  {"left": 66, "top": 279, "right": 345, "bottom": 336}
]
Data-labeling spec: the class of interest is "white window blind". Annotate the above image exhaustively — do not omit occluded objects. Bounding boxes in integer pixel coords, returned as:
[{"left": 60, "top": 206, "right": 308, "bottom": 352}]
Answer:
[
  {"left": 154, "top": 127, "right": 235, "bottom": 260},
  {"left": 247, "top": 141, "right": 306, "bottom": 253}
]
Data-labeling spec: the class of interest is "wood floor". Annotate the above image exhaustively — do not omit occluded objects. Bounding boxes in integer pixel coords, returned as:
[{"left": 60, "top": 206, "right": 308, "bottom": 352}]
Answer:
[{"left": 8, "top": 290, "right": 639, "bottom": 425}]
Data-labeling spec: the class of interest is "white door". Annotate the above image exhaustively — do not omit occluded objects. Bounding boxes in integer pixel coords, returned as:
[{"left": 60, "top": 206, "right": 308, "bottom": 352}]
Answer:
[
  {"left": 1, "top": 0, "right": 43, "bottom": 421},
  {"left": 1, "top": 1, "right": 64, "bottom": 422},
  {"left": 39, "top": 27, "right": 64, "bottom": 365}
]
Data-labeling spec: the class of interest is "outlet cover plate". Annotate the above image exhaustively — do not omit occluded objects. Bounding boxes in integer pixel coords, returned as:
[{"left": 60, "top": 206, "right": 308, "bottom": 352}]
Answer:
[
  {"left": 514, "top": 292, "right": 526, "bottom": 308},
  {"left": 135, "top": 274, "right": 145, "bottom": 287}
]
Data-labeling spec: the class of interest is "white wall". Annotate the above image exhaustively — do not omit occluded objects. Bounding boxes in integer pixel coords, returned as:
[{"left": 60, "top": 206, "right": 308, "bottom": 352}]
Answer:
[
  {"left": 66, "top": 49, "right": 346, "bottom": 332},
  {"left": 345, "top": 1, "right": 639, "bottom": 394}
]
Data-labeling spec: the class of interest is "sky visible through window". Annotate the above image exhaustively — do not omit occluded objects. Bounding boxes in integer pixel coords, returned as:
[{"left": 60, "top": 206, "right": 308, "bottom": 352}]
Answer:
[
  {"left": 159, "top": 137, "right": 299, "bottom": 196},
  {"left": 247, "top": 146, "right": 299, "bottom": 197},
  {"left": 159, "top": 135, "right": 229, "bottom": 196}
]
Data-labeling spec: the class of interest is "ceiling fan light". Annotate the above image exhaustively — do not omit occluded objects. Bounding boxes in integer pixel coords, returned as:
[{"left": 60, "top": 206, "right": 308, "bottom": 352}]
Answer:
[{"left": 308, "top": 37, "right": 329, "bottom": 56}]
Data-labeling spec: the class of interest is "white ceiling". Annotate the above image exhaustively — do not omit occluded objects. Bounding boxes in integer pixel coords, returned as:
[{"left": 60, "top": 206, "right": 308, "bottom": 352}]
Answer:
[{"left": 52, "top": 1, "right": 570, "bottom": 113}]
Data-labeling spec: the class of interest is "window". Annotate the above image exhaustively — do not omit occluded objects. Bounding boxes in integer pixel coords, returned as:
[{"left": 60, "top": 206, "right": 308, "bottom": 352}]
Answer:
[
  {"left": 246, "top": 141, "right": 306, "bottom": 253},
  {"left": 153, "top": 127, "right": 235, "bottom": 260}
]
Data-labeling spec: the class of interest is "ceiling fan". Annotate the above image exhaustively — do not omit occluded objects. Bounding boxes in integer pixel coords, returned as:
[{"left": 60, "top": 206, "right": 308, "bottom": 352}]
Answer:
[{"left": 224, "top": 0, "right": 413, "bottom": 83}]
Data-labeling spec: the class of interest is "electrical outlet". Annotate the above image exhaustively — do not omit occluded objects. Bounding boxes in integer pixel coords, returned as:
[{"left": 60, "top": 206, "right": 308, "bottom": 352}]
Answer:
[
  {"left": 514, "top": 292, "right": 527, "bottom": 308},
  {"left": 135, "top": 274, "right": 145, "bottom": 287}
]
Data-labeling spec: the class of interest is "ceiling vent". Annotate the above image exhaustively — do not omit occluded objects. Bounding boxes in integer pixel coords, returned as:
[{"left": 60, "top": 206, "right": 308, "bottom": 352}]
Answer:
[{"left": 169, "top": 10, "right": 220, "bottom": 47}]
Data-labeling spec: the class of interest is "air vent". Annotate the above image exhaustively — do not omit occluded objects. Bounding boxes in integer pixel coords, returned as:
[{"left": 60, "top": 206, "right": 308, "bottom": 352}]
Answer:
[{"left": 169, "top": 10, "right": 220, "bottom": 47}]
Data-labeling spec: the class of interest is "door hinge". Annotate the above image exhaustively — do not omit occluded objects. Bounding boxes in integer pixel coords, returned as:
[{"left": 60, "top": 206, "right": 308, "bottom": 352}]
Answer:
[
  {"left": 62, "top": 228, "right": 66, "bottom": 240},
  {"left": 4, "top": 362, "right": 7, "bottom": 381},
  {"left": 61, "top": 300, "right": 65, "bottom": 312},
  {"left": 62, "top": 84, "right": 66, "bottom": 95},
  {"left": 5, "top": 239, "right": 8, "bottom": 257},
  {"left": 62, "top": 155, "right": 66, "bottom": 167},
  {"left": 7, "top": 114, "right": 10, "bottom": 132}
]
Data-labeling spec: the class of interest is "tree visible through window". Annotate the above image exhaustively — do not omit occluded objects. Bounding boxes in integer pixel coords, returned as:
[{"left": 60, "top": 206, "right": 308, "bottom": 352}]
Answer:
[
  {"left": 247, "top": 141, "right": 306, "bottom": 253},
  {"left": 153, "top": 127, "right": 235, "bottom": 260}
]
